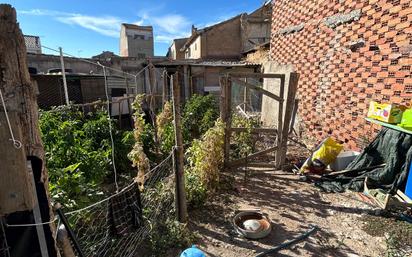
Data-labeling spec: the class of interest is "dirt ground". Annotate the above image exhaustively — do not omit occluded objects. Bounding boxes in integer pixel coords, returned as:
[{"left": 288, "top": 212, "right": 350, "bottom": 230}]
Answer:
[{"left": 189, "top": 168, "right": 393, "bottom": 257}]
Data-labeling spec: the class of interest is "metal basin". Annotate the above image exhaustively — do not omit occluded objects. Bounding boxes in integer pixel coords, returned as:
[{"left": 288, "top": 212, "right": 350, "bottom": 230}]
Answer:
[{"left": 233, "top": 211, "right": 272, "bottom": 239}]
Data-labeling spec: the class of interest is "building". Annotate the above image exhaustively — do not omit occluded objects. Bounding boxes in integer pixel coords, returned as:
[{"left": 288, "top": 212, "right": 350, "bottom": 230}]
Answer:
[
  {"left": 167, "top": 38, "right": 188, "bottom": 60},
  {"left": 269, "top": 0, "right": 412, "bottom": 149},
  {"left": 240, "top": 4, "right": 272, "bottom": 53},
  {"left": 178, "top": 3, "right": 272, "bottom": 60},
  {"left": 24, "top": 35, "right": 41, "bottom": 54},
  {"left": 120, "top": 24, "right": 154, "bottom": 58},
  {"left": 181, "top": 16, "right": 243, "bottom": 60}
]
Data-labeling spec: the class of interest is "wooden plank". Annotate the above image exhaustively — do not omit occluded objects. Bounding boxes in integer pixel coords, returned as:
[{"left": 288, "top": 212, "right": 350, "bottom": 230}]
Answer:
[
  {"left": 171, "top": 73, "right": 188, "bottom": 222},
  {"left": 277, "top": 72, "right": 299, "bottom": 168},
  {"left": 238, "top": 163, "right": 277, "bottom": 168},
  {"left": 365, "top": 117, "right": 412, "bottom": 135},
  {"left": 230, "top": 127, "right": 277, "bottom": 134},
  {"left": 229, "top": 146, "right": 278, "bottom": 167},
  {"left": 219, "top": 76, "right": 227, "bottom": 120},
  {"left": 230, "top": 77, "right": 283, "bottom": 103},
  {"left": 228, "top": 73, "right": 286, "bottom": 79},
  {"left": 397, "top": 190, "right": 412, "bottom": 204},
  {"left": 224, "top": 77, "right": 232, "bottom": 167},
  {"left": 289, "top": 98, "right": 299, "bottom": 135},
  {"left": 0, "top": 112, "right": 35, "bottom": 215},
  {"left": 275, "top": 73, "right": 286, "bottom": 168}
]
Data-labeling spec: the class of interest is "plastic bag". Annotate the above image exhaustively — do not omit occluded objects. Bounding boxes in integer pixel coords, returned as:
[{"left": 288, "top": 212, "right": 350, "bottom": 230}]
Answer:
[{"left": 300, "top": 137, "right": 343, "bottom": 174}]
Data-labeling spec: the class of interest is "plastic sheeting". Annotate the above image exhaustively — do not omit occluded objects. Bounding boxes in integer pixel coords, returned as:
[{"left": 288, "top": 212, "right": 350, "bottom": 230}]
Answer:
[{"left": 315, "top": 128, "right": 412, "bottom": 193}]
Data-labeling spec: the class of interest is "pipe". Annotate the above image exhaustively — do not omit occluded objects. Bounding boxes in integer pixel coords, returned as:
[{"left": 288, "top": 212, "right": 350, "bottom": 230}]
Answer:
[{"left": 255, "top": 225, "right": 319, "bottom": 257}]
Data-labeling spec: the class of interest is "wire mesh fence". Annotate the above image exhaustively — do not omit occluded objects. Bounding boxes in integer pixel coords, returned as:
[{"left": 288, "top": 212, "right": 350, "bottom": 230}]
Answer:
[
  {"left": 62, "top": 151, "right": 175, "bottom": 257},
  {"left": 0, "top": 219, "right": 10, "bottom": 257}
]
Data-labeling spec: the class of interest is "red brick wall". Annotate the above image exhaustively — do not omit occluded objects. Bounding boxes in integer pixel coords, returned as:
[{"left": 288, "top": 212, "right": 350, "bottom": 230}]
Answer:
[{"left": 270, "top": 0, "right": 412, "bottom": 149}]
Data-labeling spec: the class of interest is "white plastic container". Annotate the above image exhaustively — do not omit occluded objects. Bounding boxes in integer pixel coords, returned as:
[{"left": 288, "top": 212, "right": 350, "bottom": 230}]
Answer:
[{"left": 329, "top": 151, "right": 360, "bottom": 171}]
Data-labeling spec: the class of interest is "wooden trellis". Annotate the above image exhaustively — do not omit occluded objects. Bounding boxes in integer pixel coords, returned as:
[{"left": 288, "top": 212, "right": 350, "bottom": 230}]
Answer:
[{"left": 220, "top": 72, "right": 299, "bottom": 169}]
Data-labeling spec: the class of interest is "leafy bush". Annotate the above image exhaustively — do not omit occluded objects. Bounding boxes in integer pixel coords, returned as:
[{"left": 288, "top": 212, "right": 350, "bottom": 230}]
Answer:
[
  {"left": 40, "top": 106, "right": 131, "bottom": 208},
  {"left": 185, "top": 119, "right": 225, "bottom": 208},
  {"left": 231, "top": 114, "right": 259, "bottom": 159},
  {"left": 128, "top": 95, "right": 151, "bottom": 188},
  {"left": 182, "top": 94, "right": 219, "bottom": 143},
  {"left": 157, "top": 101, "right": 175, "bottom": 155}
]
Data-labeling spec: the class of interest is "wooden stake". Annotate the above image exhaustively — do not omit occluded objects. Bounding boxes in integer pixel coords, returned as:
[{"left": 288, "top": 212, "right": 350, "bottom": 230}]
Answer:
[
  {"left": 171, "top": 73, "right": 188, "bottom": 223},
  {"left": 278, "top": 72, "right": 299, "bottom": 167}
]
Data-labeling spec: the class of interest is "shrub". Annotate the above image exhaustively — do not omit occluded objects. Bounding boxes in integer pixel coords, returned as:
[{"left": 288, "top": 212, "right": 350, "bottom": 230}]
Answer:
[
  {"left": 182, "top": 94, "right": 219, "bottom": 143},
  {"left": 157, "top": 101, "right": 175, "bottom": 155},
  {"left": 39, "top": 106, "right": 130, "bottom": 208},
  {"left": 230, "top": 114, "right": 259, "bottom": 159},
  {"left": 128, "top": 95, "right": 151, "bottom": 188},
  {"left": 185, "top": 119, "right": 225, "bottom": 207}
]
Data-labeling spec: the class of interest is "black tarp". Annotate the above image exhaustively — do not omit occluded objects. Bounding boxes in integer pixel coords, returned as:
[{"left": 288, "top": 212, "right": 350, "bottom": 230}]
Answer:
[{"left": 315, "top": 128, "right": 412, "bottom": 193}]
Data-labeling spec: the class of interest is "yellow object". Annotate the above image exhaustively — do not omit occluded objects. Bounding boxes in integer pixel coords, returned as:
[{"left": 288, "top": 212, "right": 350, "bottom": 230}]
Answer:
[
  {"left": 300, "top": 137, "right": 343, "bottom": 173},
  {"left": 367, "top": 101, "right": 405, "bottom": 124}
]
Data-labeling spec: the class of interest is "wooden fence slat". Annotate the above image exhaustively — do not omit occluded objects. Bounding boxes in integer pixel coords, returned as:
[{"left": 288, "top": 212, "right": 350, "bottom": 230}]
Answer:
[
  {"left": 230, "top": 77, "right": 283, "bottom": 103},
  {"left": 228, "top": 73, "right": 286, "bottom": 79},
  {"left": 230, "top": 127, "right": 278, "bottom": 134},
  {"left": 278, "top": 72, "right": 299, "bottom": 168},
  {"left": 228, "top": 146, "right": 278, "bottom": 167}
]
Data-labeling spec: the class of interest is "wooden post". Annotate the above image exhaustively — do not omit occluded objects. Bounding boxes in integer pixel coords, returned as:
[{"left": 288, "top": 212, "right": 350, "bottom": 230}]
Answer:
[
  {"left": 278, "top": 73, "right": 299, "bottom": 167},
  {"left": 162, "top": 69, "right": 168, "bottom": 105},
  {"left": 171, "top": 73, "right": 188, "bottom": 223},
  {"left": 0, "top": 3, "right": 57, "bottom": 255},
  {"left": 221, "top": 76, "right": 232, "bottom": 167},
  {"left": 183, "top": 65, "right": 190, "bottom": 100},
  {"left": 275, "top": 76, "right": 286, "bottom": 168}
]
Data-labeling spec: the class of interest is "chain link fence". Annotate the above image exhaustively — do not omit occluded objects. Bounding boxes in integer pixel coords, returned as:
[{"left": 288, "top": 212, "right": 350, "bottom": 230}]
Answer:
[{"left": 60, "top": 151, "right": 175, "bottom": 257}]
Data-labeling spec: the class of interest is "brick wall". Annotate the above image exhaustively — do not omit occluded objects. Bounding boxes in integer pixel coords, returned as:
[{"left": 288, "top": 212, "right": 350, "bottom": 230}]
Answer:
[{"left": 270, "top": 0, "right": 412, "bottom": 149}]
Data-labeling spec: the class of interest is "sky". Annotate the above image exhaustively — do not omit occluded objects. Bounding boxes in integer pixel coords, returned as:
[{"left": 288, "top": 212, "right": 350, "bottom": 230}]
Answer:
[{"left": 4, "top": 0, "right": 265, "bottom": 58}]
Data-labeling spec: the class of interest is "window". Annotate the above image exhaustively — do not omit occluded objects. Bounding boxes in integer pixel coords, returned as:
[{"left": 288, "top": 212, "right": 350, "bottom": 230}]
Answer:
[
  {"left": 137, "top": 53, "right": 146, "bottom": 59},
  {"left": 133, "top": 34, "right": 145, "bottom": 40},
  {"left": 194, "top": 43, "right": 197, "bottom": 51}
]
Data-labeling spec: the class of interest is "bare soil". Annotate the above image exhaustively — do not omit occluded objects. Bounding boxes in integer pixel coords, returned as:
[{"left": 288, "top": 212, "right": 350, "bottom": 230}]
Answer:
[{"left": 189, "top": 168, "right": 391, "bottom": 257}]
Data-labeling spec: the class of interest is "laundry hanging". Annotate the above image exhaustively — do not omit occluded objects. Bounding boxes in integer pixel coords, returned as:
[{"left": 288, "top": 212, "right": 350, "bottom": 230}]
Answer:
[{"left": 107, "top": 183, "right": 143, "bottom": 237}]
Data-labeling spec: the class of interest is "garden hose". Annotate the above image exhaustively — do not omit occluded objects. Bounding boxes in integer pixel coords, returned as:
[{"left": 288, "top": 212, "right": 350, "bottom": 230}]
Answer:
[{"left": 255, "top": 225, "right": 319, "bottom": 257}]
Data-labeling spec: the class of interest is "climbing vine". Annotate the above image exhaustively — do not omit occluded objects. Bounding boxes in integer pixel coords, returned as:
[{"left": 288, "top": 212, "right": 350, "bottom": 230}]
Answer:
[
  {"left": 128, "top": 94, "right": 150, "bottom": 188},
  {"left": 157, "top": 101, "right": 175, "bottom": 155},
  {"left": 185, "top": 119, "right": 225, "bottom": 207}
]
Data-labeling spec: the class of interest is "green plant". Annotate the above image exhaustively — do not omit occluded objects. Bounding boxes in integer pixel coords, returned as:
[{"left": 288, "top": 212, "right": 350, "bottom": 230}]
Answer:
[
  {"left": 185, "top": 119, "right": 225, "bottom": 207},
  {"left": 230, "top": 114, "right": 259, "bottom": 159},
  {"left": 40, "top": 106, "right": 130, "bottom": 209},
  {"left": 142, "top": 178, "right": 195, "bottom": 255},
  {"left": 157, "top": 101, "right": 175, "bottom": 155},
  {"left": 182, "top": 94, "right": 219, "bottom": 143},
  {"left": 128, "top": 95, "right": 151, "bottom": 188}
]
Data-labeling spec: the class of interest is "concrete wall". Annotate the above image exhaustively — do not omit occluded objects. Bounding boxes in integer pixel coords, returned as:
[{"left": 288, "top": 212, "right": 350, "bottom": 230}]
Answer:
[
  {"left": 120, "top": 25, "right": 154, "bottom": 58},
  {"left": 204, "top": 17, "right": 242, "bottom": 59},
  {"left": 169, "top": 38, "right": 187, "bottom": 60},
  {"left": 241, "top": 5, "right": 272, "bottom": 52},
  {"left": 186, "top": 36, "right": 202, "bottom": 59},
  {"left": 27, "top": 53, "right": 146, "bottom": 76},
  {"left": 270, "top": 0, "right": 412, "bottom": 149}
]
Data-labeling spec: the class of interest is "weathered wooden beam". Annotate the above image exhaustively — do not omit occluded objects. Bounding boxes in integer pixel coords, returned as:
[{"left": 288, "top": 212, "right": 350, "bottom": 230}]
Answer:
[
  {"left": 229, "top": 146, "right": 278, "bottom": 167},
  {"left": 171, "top": 73, "right": 188, "bottom": 223},
  {"left": 228, "top": 73, "right": 286, "bottom": 79},
  {"left": 230, "top": 127, "right": 277, "bottom": 134},
  {"left": 224, "top": 77, "right": 232, "bottom": 167},
  {"left": 230, "top": 77, "right": 283, "bottom": 103},
  {"left": 277, "top": 72, "right": 299, "bottom": 168}
]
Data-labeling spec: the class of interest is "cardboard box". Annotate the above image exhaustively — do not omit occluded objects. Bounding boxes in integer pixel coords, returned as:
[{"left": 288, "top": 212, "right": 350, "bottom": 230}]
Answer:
[{"left": 367, "top": 101, "right": 405, "bottom": 124}]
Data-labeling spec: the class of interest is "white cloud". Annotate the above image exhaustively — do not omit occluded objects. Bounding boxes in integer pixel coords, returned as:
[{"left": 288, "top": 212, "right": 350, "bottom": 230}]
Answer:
[
  {"left": 19, "top": 8, "right": 193, "bottom": 44},
  {"left": 56, "top": 15, "right": 122, "bottom": 38},
  {"left": 153, "top": 14, "right": 190, "bottom": 35},
  {"left": 19, "top": 9, "right": 123, "bottom": 38},
  {"left": 137, "top": 10, "right": 191, "bottom": 44}
]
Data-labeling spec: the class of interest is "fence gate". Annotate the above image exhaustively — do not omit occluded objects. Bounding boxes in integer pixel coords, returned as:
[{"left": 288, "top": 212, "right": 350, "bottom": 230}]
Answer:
[{"left": 220, "top": 72, "right": 299, "bottom": 169}]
